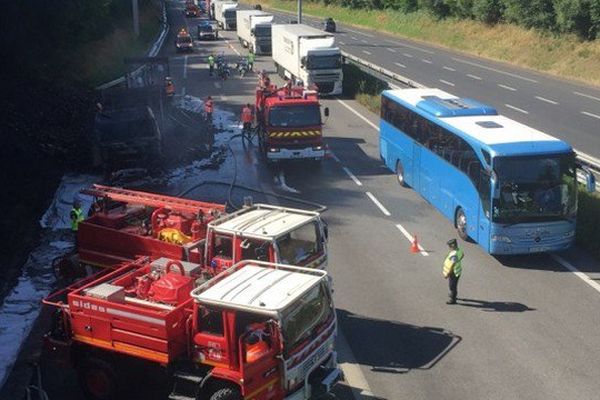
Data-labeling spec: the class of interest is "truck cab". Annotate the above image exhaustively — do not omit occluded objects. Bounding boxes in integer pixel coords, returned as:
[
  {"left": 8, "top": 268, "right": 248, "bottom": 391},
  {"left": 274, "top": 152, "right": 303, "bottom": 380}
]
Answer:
[{"left": 205, "top": 204, "right": 328, "bottom": 272}]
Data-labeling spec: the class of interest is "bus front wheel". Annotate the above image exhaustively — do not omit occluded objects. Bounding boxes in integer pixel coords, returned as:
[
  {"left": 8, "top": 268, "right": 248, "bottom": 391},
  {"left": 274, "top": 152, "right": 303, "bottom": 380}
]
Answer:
[
  {"left": 455, "top": 208, "right": 469, "bottom": 241},
  {"left": 396, "top": 161, "right": 407, "bottom": 187}
]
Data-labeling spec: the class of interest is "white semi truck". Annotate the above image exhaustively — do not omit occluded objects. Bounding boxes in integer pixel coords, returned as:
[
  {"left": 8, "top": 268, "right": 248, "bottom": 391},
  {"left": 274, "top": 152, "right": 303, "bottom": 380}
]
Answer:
[
  {"left": 272, "top": 24, "right": 343, "bottom": 95},
  {"left": 236, "top": 10, "right": 274, "bottom": 54},
  {"left": 214, "top": 0, "right": 237, "bottom": 30}
]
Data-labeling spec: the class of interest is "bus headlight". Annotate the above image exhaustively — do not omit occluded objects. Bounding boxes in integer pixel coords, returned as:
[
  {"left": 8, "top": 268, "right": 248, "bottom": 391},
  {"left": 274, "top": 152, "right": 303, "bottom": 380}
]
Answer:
[
  {"left": 313, "top": 145, "right": 323, "bottom": 151},
  {"left": 492, "top": 235, "right": 512, "bottom": 243},
  {"left": 269, "top": 148, "right": 280, "bottom": 152},
  {"left": 563, "top": 231, "right": 575, "bottom": 238}
]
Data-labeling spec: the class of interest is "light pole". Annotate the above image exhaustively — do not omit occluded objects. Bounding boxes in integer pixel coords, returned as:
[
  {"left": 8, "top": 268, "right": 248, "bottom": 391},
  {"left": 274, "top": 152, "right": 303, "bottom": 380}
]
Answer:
[
  {"left": 132, "top": 0, "right": 140, "bottom": 37},
  {"left": 297, "top": 0, "right": 302, "bottom": 23}
]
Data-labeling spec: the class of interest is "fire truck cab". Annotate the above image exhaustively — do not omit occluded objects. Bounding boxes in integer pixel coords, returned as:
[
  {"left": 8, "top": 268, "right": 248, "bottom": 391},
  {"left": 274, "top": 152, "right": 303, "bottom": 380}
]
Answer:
[
  {"left": 205, "top": 204, "right": 328, "bottom": 272},
  {"left": 43, "top": 258, "right": 341, "bottom": 400},
  {"left": 175, "top": 28, "right": 194, "bottom": 52}
]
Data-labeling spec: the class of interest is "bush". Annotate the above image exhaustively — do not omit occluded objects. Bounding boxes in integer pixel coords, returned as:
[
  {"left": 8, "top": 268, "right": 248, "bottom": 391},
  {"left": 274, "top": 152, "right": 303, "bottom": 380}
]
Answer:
[
  {"left": 419, "top": 0, "right": 452, "bottom": 18},
  {"left": 554, "top": 0, "right": 592, "bottom": 39},
  {"left": 446, "top": 0, "right": 475, "bottom": 18},
  {"left": 472, "top": 0, "right": 504, "bottom": 24},
  {"left": 576, "top": 188, "right": 600, "bottom": 259},
  {"left": 503, "top": 0, "right": 556, "bottom": 31},
  {"left": 589, "top": 0, "right": 600, "bottom": 39},
  {"left": 342, "top": 62, "right": 388, "bottom": 111}
]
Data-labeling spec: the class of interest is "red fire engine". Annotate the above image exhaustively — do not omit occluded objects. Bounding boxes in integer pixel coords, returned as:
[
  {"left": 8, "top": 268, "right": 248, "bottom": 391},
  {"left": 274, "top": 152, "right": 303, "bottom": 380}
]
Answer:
[
  {"left": 255, "top": 85, "right": 329, "bottom": 162},
  {"left": 185, "top": 1, "right": 200, "bottom": 17},
  {"left": 44, "top": 258, "right": 341, "bottom": 400}
]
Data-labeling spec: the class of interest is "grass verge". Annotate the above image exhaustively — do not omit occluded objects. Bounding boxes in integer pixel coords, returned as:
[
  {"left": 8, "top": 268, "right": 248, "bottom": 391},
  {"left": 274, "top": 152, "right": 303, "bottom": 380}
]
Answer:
[
  {"left": 576, "top": 188, "right": 600, "bottom": 259},
  {"left": 342, "top": 63, "right": 387, "bottom": 114},
  {"left": 81, "top": 1, "right": 162, "bottom": 86},
  {"left": 247, "top": 0, "right": 600, "bottom": 86}
]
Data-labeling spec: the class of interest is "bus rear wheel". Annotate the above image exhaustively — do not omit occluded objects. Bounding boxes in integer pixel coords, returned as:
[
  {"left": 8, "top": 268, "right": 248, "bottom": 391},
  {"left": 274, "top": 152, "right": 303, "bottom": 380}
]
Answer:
[
  {"left": 396, "top": 161, "right": 407, "bottom": 187},
  {"left": 455, "top": 208, "right": 469, "bottom": 241}
]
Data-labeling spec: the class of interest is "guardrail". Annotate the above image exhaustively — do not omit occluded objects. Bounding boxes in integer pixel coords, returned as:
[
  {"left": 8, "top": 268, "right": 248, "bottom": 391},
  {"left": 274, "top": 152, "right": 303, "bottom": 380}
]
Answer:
[
  {"left": 342, "top": 50, "right": 600, "bottom": 191},
  {"left": 96, "top": 0, "right": 169, "bottom": 90}
]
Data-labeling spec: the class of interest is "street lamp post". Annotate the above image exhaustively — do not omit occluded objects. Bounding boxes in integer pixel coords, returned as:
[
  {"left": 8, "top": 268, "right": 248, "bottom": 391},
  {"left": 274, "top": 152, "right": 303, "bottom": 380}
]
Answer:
[
  {"left": 132, "top": 0, "right": 140, "bottom": 37},
  {"left": 297, "top": 0, "right": 302, "bottom": 23}
]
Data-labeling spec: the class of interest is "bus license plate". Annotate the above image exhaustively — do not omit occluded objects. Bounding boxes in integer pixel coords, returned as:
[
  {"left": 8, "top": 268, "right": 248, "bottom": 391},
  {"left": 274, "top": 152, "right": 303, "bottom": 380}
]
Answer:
[{"left": 529, "top": 246, "right": 550, "bottom": 253}]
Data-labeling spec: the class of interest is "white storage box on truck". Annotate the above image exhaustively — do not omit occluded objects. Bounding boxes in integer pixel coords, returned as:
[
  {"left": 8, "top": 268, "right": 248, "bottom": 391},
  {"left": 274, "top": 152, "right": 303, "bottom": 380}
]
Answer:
[
  {"left": 214, "top": 0, "right": 237, "bottom": 30},
  {"left": 272, "top": 24, "right": 343, "bottom": 95},
  {"left": 236, "top": 10, "right": 274, "bottom": 54}
]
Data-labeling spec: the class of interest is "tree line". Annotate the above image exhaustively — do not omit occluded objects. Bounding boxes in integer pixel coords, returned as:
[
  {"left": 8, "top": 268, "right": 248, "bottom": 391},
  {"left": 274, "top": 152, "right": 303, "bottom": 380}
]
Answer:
[{"left": 316, "top": 0, "right": 600, "bottom": 40}]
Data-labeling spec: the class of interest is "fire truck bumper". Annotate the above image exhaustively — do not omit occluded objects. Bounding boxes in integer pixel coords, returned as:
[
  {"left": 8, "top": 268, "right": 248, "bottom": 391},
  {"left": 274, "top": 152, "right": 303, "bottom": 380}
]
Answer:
[
  {"left": 308, "top": 365, "right": 343, "bottom": 397},
  {"left": 267, "top": 147, "right": 325, "bottom": 161}
]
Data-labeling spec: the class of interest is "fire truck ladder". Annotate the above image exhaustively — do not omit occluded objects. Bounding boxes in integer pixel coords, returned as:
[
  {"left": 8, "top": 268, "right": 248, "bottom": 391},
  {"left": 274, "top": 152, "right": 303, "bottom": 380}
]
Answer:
[{"left": 83, "top": 184, "right": 226, "bottom": 215}]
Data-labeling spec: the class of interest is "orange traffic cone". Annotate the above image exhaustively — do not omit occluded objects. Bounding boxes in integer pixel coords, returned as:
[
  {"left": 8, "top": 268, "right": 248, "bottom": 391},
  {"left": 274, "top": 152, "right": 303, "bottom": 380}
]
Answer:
[{"left": 411, "top": 235, "right": 420, "bottom": 253}]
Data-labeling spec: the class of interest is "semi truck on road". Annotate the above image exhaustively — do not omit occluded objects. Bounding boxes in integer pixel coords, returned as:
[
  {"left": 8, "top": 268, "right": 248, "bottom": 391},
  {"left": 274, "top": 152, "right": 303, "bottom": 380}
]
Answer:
[
  {"left": 272, "top": 24, "right": 343, "bottom": 96},
  {"left": 236, "top": 10, "right": 274, "bottom": 54},
  {"left": 214, "top": 0, "right": 238, "bottom": 30}
]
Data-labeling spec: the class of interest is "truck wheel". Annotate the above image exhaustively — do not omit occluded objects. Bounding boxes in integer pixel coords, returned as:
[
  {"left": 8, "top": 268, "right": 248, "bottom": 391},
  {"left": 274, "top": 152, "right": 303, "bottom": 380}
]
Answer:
[
  {"left": 209, "top": 387, "right": 242, "bottom": 400},
  {"left": 79, "top": 358, "right": 119, "bottom": 400}
]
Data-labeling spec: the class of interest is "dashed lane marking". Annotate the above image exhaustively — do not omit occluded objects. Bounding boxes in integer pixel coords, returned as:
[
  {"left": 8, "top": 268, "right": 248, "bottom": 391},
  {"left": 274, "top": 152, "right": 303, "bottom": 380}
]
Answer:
[
  {"left": 439, "top": 79, "right": 454, "bottom": 87},
  {"left": 422, "top": 59, "right": 432, "bottom": 64},
  {"left": 387, "top": 48, "right": 397, "bottom": 53},
  {"left": 214, "top": 82, "right": 221, "bottom": 89},
  {"left": 366, "top": 192, "right": 391, "bottom": 216},
  {"left": 183, "top": 55, "right": 188, "bottom": 79},
  {"left": 452, "top": 57, "right": 538, "bottom": 83},
  {"left": 443, "top": 66, "right": 456, "bottom": 72},
  {"left": 535, "top": 96, "right": 558, "bottom": 105},
  {"left": 403, "top": 53, "right": 413, "bottom": 58},
  {"left": 581, "top": 111, "right": 600, "bottom": 120},
  {"left": 498, "top": 84, "right": 517, "bottom": 91},
  {"left": 505, "top": 104, "right": 529, "bottom": 114},
  {"left": 467, "top": 74, "right": 482, "bottom": 80},
  {"left": 395, "top": 224, "right": 429, "bottom": 256},
  {"left": 574, "top": 91, "right": 600, "bottom": 102},
  {"left": 342, "top": 167, "right": 363, "bottom": 186},
  {"left": 362, "top": 50, "right": 372, "bottom": 55},
  {"left": 346, "top": 28, "right": 374, "bottom": 38},
  {"left": 551, "top": 254, "right": 600, "bottom": 294},
  {"left": 395, "top": 62, "right": 406, "bottom": 68}
]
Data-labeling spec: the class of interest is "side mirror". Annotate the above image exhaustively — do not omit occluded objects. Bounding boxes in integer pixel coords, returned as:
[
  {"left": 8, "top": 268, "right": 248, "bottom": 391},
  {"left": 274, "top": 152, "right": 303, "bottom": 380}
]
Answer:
[
  {"left": 250, "top": 28, "right": 255, "bottom": 36},
  {"left": 300, "top": 56, "right": 307, "bottom": 68},
  {"left": 579, "top": 166, "right": 596, "bottom": 193},
  {"left": 324, "top": 107, "right": 329, "bottom": 117},
  {"left": 322, "top": 221, "right": 329, "bottom": 241}
]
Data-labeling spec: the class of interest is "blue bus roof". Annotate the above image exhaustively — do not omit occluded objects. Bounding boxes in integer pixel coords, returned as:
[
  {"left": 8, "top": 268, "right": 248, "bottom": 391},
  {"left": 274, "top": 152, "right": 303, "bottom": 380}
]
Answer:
[{"left": 383, "top": 89, "right": 572, "bottom": 157}]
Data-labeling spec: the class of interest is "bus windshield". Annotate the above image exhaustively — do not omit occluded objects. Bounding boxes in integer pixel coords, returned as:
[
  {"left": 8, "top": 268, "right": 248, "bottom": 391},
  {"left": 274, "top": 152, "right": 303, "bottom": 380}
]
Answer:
[
  {"left": 492, "top": 153, "right": 577, "bottom": 224},
  {"left": 280, "top": 282, "right": 333, "bottom": 357}
]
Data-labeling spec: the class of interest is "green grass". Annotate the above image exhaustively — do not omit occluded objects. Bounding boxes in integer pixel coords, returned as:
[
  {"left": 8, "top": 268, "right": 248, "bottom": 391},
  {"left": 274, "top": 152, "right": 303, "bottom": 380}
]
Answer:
[
  {"left": 82, "top": 1, "right": 162, "bottom": 85},
  {"left": 247, "top": 0, "right": 600, "bottom": 86},
  {"left": 576, "top": 188, "right": 600, "bottom": 259}
]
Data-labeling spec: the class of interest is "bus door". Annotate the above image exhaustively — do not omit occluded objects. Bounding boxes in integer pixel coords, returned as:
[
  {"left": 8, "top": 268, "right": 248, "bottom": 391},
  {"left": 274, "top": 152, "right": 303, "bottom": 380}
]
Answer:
[{"left": 412, "top": 143, "right": 421, "bottom": 192}]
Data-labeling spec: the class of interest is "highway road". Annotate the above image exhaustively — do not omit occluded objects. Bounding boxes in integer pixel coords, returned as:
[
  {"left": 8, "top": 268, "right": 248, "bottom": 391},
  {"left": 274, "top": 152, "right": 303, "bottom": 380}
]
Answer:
[
  {"left": 28, "top": 2, "right": 600, "bottom": 400},
  {"left": 260, "top": 7, "right": 600, "bottom": 162}
]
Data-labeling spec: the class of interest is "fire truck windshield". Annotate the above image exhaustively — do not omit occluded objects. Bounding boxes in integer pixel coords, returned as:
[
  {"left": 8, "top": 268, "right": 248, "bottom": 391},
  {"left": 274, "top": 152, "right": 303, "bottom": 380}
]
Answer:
[
  {"left": 269, "top": 105, "right": 321, "bottom": 127},
  {"left": 280, "top": 282, "right": 333, "bottom": 357}
]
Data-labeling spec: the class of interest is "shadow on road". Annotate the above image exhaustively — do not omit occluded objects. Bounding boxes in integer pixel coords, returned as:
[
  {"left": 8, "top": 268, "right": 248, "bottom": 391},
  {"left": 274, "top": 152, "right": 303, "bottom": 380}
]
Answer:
[
  {"left": 457, "top": 298, "right": 536, "bottom": 312},
  {"left": 337, "top": 309, "right": 461, "bottom": 373}
]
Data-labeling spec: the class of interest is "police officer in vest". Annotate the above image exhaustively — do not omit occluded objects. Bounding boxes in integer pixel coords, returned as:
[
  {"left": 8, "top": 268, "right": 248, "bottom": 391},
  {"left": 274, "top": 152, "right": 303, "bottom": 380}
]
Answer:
[
  {"left": 70, "top": 200, "right": 85, "bottom": 245},
  {"left": 443, "top": 239, "right": 464, "bottom": 304}
]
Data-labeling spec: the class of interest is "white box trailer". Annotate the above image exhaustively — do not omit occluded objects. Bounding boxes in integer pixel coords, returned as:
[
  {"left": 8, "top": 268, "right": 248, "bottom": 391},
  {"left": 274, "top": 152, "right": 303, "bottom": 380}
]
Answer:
[
  {"left": 236, "top": 10, "right": 274, "bottom": 55},
  {"left": 214, "top": 0, "right": 237, "bottom": 30},
  {"left": 272, "top": 24, "right": 342, "bottom": 95}
]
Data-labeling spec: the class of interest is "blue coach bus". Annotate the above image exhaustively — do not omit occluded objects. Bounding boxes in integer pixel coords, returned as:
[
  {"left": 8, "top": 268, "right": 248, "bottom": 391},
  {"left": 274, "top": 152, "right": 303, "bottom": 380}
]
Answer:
[{"left": 379, "top": 88, "right": 594, "bottom": 255}]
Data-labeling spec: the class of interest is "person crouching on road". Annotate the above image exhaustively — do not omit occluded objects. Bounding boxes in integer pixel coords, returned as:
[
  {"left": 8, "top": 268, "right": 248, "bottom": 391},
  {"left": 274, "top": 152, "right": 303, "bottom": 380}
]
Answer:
[{"left": 443, "top": 239, "right": 464, "bottom": 305}]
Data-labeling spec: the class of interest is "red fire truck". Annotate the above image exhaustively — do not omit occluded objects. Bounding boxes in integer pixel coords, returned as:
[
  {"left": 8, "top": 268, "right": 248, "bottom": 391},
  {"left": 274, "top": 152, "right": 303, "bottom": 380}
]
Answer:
[
  {"left": 185, "top": 1, "right": 200, "bottom": 17},
  {"left": 44, "top": 258, "right": 341, "bottom": 400},
  {"left": 255, "top": 85, "right": 329, "bottom": 163}
]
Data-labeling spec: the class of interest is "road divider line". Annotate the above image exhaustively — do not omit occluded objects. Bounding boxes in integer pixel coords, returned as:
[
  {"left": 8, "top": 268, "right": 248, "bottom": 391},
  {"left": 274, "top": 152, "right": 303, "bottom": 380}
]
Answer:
[
  {"left": 387, "top": 48, "right": 397, "bottom": 53},
  {"left": 581, "top": 111, "right": 600, "bottom": 120},
  {"left": 346, "top": 28, "right": 374, "bottom": 38},
  {"left": 395, "top": 62, "right": 406, "bottom": 68},
  {"left": 339, "top": 41, "right": 345, "bottom": 45},
  {"left": 439, "top": 79, "right": 455, "bottom": 87},
  {"left": 498, "top": 84, "right": 517, "bottom": 91},
  {"left": 224, "top": 38, "right": 241, "bottom": 56},
  {"left": 395, "top": 224, "right": 429, "bottom": 256},
  {"left": 535, "top": 96, "right": 558, "bottom": 105},
  {"left": 452, "top": 57, "right": 538, "bottom": 83},
  {"left": 351, "top": 36, "right": 358, "bottom": 41},
  {"left": 443, "top": 66, "right": 456, "bottom": 72},
  {"left": 505, "top": 104, "right": 529, "bottom": 114},
  {"left": 574, "top": 91, "right": 600, "bottom": 102},
  {"left": 403, "top": 53, "right": 413, "bottom": 58},
  {"left": 467, "top": 74, "right": 482, "bottom": 80},
  {"left": 366, "top": 192, "right": 391, "bottom": 216},
  {"left": 183, "top": 55, "right": 188, "bottom": 79},
  {"left": 362, "top": 50, "right": 372, "bottom": 55},
  {"left": 551, "top": 254, "right": 600, "bottom": 294},
  {"left": 335, "top": 99, "right": 380, "bottom": 131},
  {"left": 422, "top": 59, "right": 432, "bottom": 64},
  {"left": 342, "top": 167, "right": 363, "bottom": 186},
  {"left": 360, "top": 39, "right": 368, "bottom": 43}
]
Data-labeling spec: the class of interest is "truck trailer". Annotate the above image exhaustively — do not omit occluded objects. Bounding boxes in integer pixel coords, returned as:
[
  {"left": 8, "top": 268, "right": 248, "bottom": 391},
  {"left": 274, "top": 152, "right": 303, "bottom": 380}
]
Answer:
[
  {"left": 214, "top": 0, "right": 238, "bottom": 30},
  {"left": 236, "top": 10, "right": 274, "bottom": 54},
  {"left": 272, "top": 24, "right": 343, "bottom": 96}
]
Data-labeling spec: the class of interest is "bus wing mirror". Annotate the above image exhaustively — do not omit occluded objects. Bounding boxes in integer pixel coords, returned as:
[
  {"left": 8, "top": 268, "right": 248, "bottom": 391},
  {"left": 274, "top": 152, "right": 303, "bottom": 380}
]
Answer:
[
  {"left": 323, "top": 107, "right": 330, "bottom": 118},
  {"left": 579, "top": 166, "right": 596, "bottom": 193}
]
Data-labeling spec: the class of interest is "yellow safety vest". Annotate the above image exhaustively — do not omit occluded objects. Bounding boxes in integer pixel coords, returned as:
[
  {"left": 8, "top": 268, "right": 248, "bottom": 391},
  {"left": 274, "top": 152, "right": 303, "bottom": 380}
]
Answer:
[
  {"left": 71, "top": 207, "right": 84, "bottom": 231},
  {"left": 443, "top": 248, "right": 464, "bottom": 277}
]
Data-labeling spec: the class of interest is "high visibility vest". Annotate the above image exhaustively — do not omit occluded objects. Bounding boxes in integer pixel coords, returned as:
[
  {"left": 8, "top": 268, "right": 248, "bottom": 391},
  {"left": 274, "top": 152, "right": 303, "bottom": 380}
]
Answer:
[
  {"left": 241, "top": 107, "right": 253, "bottom": 123},
  {"left": 208, "top": 56, "right": 215, "bottom": 66},
  {"left": 248, "top": 53, "right": 255, "bottom": 63},
  {"left": 443, "top": 248, "right": 464, "bottom": 277},
  {"left": 71, "top": 207, "right": 84, "bottom": 232},
  {"left": 204, "top": 100, "right": 213, "bottom": 113}
]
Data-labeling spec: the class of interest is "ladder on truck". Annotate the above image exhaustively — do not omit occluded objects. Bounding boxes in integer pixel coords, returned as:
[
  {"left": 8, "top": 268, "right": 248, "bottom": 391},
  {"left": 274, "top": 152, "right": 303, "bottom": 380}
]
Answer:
[{"left": 83, "top": 184, "right": 226, "bottom": 215}]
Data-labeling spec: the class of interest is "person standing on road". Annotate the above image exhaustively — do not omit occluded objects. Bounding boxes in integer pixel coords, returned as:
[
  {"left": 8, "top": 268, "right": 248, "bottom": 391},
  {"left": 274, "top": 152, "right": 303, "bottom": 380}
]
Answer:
[
  {"left": 208, "top": 54, "right": 215, "bottom": 76},
  {"left": 247, "top": 50, "right": 255, "bottom": 71},
  {"left": 443, "top": 239, "right": 464, "bottom": 305},
  {"left": 204, "top": 96, "right": 214, "bottom": 123},
  {"left": 240, "top": 103, "right": 253, "bottom": 137},
  {"left": 70, "top": 199, "right": 85, "bottom": 245}
]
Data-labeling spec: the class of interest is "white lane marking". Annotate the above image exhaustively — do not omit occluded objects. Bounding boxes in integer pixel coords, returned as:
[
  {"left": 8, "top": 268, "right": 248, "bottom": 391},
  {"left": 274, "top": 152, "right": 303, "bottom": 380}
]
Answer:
[
  {"left": 384, "top": 40, "right": 435, "bottom": 54},
  {"left": 498, "top": 84, "right": 517, "bottom": 91},
  {"left": 443, "top": 66, "right": 456, "bottom": 71},
  {"left": 505, "top": 104, "right": 529, "bottom": 114},
  {"left": 214, "top": 82, "right": 221, "bottom": 88},
  {"left": 422, "top": 59, "right": 432, "bottom": 64},
  {"left": 351, "top": 36, "right": 358, "bottom": 41},
  {"left": 181, "top": 86, "right": 186, "bottom": 96},
  {"left": 574, "top": 91, "right": 600, "bottom": 102},
  {"left": 183, "top": 55, "right": 188, "bottom": 79},
  {"left": 362, "top": 50, "right": 372, "bottom": 55},
  {"left": 328, "top": 150, "right": 341, "bottom": 163},
  {"left": 439, "top": 79, "right": 455, "bottom": 87},
  {"left": 224, "top": 38, "right": 241, "bottom": 56},
  {"left": 366, "top": 192, "right": 391, "bottom": 216},
  {"left": 395, "top": 62, "right": 406, "bottom": 68},
  {"left": 551, "top": 254, "right": 600, "bottom": 294},
  {"left": 395, "top": 224, "right": 429, "bottom": 256},
  {"left": 339, "top": 41, "right": 346, "bottom": 45},
  {"left": 360, "top": 39, "right": 368, "bottom": 43},
  {"left": 336, "top": 99, "right": 380, "bottom": 131},
  {"left": 535, "top": 96, "right": 558, "bottom": 105},
  {"left": 581, "top": 111, "right": 600, "bottom": 120},
  {"left": 387, "top": 48, "right": 397, "bottom": 53},
  {"left": 346, "top": 28, "right": 374, "bottom": 37},
  {"left": 337, "top": 328, "right": 375, "bottom": 399},
  {"left": 342, "top": 167, "right": 363, "bottom": 186},
  {"left": 403, "top": 53, "right": 413, "bottom": 58},
  {"left": 467, "top": 74, "right": 482, "bottom": 80},
  {"left": 452, "top": 57, "right": 538, "bottom": 83}
]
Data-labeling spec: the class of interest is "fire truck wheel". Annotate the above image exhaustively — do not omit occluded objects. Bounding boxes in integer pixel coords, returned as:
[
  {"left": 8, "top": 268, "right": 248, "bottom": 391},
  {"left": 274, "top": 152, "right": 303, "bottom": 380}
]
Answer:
[
  {"left": 79, "top": 358, "right": 119, "bottom": 400},
  {"left": 208, "top": 387, "right": 242, "bottom": 400}
]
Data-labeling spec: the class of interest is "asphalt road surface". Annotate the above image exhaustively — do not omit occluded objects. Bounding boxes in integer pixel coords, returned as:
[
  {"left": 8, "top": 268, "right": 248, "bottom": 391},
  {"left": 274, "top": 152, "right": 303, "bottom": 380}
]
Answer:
[
  {"left": 30, "top": 1, "right": 600, "bottom": 399},
  {"left": 261, "top": 7, "right": 600, "bottom": 162}
]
